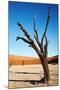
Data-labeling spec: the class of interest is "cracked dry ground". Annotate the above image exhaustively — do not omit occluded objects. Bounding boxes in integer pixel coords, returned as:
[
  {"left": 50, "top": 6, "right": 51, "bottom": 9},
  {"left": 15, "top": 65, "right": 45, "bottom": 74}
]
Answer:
[{"left": 9, "top": 64, "right": 58, "bottom": 88}]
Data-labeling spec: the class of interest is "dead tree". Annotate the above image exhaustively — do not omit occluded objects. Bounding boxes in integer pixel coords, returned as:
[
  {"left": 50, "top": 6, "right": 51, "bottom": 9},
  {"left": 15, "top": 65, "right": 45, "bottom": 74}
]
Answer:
[{"left": 16, "top": 8, "right": 51, "bottom": 84}]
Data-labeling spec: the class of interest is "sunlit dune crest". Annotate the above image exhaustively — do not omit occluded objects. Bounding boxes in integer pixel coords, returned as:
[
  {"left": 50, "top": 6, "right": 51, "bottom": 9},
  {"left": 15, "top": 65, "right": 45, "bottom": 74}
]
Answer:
[{"left": 9, "top": 55, "right": 58, "bottom": 65}]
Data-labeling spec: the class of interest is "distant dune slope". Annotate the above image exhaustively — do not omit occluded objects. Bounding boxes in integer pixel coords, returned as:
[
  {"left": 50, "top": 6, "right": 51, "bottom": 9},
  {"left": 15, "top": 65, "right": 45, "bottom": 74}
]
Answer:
[{"left": 9, "top": 55, "right": 58, "bottom": 65}]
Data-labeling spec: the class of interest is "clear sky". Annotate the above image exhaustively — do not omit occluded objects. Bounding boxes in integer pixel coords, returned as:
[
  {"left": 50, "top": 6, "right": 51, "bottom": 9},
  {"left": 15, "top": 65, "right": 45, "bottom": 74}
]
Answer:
[{"left": 8, "top": 1, "right": 58, "bottom": 57}]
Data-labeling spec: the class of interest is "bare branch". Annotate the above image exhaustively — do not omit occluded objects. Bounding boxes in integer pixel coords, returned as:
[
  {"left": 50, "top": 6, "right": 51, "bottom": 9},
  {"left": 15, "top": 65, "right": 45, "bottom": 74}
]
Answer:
[
  {"left": 43, "top": 36, "right": 48, "bottom": 56},
  {"left": 33, "top": 16, "right": 43, "bottom": 53},
  {"left": 34, "top": 34, "right": 43, "bottom": 52},
  {"left": 17, "top": 22, "right": 33, "bottom": 43},
  {"left": 16, "top": 36, "right": 31, "bottom": 44},
  {"left": 41, "top": 7, "right": 51, "bottom": 45},
  {"left": 45, "top": 36, "right": 48, "bottom": 46},
  {"left": 33, "top": 16, "right": 38, "bottom": 39}
]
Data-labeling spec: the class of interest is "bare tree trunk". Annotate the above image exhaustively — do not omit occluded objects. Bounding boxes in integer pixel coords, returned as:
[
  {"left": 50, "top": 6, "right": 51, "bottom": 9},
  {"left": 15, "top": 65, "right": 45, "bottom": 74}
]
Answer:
[{"left": 40, "top": 56, "right": 50, "bottom": 84}]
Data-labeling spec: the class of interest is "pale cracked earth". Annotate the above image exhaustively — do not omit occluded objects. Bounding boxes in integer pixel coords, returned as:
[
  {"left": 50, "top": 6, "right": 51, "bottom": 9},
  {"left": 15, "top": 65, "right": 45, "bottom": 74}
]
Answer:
[{"left": 8, "top": 64, "right": 58, "bottom": 89}]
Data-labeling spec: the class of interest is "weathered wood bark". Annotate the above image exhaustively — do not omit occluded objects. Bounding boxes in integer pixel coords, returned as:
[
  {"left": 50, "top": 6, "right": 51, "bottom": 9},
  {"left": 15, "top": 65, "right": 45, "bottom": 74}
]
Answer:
[
  {"left": 16, "top": 8, "right": 51, "bottom": 84},
  {"left": 41, "top": 57, "right": 50, "bottom": 82}
]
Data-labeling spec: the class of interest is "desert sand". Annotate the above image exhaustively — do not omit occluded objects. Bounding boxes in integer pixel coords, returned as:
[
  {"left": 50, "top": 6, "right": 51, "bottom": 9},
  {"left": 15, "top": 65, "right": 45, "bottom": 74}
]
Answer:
[
  {"left": 9, "top": 64, "right": 58, "bottom": 88},
  {"left": 9, "top": 55, "right": 58, "bottom": 65}
]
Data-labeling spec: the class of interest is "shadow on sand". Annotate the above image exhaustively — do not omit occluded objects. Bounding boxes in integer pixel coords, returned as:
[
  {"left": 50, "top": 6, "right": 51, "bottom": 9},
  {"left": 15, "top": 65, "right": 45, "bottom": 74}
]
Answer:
[
  {"left": 9, "top": 71, "right": 42, "bottom": 74},
  {"left": 30, "top": 77, "right": 45, "bottom": 84},
  {"left": 9, "top": 77, "right": 45, "bottom": 85}
]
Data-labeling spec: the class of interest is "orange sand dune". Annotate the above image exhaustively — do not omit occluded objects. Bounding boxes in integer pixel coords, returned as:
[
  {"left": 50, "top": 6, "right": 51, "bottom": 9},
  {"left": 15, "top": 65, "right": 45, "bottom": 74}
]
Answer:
[{"left": 9, "top": 55, "right": 58, "bottom": 65}]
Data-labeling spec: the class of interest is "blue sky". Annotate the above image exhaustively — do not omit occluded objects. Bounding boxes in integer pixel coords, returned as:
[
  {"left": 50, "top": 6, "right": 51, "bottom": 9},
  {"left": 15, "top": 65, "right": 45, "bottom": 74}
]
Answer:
[{"left": 8, "top": 1, "right": 58, "bottom": 57}]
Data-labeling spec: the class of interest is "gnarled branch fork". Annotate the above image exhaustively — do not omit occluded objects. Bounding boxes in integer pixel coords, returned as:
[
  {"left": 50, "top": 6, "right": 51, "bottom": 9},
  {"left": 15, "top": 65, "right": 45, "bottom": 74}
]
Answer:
[{"left": 17, "top": 22, "right": 43, "bottom": 59}]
